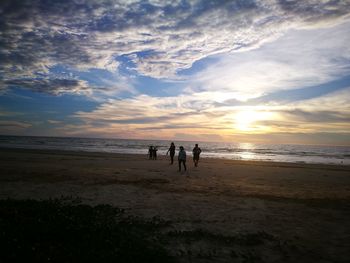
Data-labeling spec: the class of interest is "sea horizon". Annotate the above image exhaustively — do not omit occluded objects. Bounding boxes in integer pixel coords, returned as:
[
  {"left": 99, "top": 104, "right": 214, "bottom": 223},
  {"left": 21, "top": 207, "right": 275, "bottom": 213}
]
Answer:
[
  {"left": 1, "top": 134, "right": 350, "bottom": 147},
  {"left": 1, "top": 135, "right": 349, "bottom": 165}
]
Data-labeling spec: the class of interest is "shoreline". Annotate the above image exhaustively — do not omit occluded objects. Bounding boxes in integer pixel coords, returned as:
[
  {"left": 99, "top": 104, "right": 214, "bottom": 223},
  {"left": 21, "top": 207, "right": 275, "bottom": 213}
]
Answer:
[{"left": 1, "top": 146, "right": 349, "bottom": 167}]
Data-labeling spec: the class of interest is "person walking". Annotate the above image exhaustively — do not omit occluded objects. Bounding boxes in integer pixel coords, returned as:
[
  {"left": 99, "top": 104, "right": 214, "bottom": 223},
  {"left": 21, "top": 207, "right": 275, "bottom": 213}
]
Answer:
[
  {"left": 192, "top": 144, "right": 202, "bottom": 167},
  {"left": 166, "top": 142, "right": 176, "bottom": 164},
  {"left": 178, "top": 146, "right": 187, "bottom": 172}
]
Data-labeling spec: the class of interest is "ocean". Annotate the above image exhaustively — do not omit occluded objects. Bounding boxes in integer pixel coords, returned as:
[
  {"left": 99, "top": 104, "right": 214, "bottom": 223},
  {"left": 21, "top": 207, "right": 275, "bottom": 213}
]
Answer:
[{"left": 0, "top": 135, "right": 349, "bottom": 165}]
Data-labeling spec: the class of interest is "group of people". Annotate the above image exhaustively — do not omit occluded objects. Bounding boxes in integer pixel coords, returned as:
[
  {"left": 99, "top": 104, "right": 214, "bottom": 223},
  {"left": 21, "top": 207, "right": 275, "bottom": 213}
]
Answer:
[
  {"left": 149, "top": 142, "right": 202, "bottom": 172},
  {"left": 148, "top": 146, "right": 158, "bottom": 160}
]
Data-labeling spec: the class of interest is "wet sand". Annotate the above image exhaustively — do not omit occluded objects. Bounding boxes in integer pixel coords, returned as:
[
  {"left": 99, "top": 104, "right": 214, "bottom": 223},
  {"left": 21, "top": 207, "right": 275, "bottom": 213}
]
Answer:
[{"left": 1, "top": 148, "right": 349, "bottom": 262}]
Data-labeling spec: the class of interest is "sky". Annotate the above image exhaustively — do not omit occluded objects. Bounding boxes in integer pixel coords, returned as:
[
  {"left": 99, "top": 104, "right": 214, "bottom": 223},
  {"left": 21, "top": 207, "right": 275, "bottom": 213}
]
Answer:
[{"left": 0, "top": 0, "right": 350, "bottom": 145}]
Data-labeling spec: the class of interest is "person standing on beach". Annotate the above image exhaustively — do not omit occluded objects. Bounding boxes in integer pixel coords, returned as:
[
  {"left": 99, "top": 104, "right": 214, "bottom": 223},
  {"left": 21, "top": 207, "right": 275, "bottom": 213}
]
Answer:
[
  {"left": 166, "top": 142, "right": 176, "bottom": 164},
  {"left": 148, "top": 146, "right": 153, "bottom": 159},
  {"left": 178, "top": 146, "right": 187, "bottom": 172},
  {"left": 152, "top": 146, "right": 158, "bottom": 160},
  {"left": 192, "top": 144, "right": 202, "bottom": 167}
]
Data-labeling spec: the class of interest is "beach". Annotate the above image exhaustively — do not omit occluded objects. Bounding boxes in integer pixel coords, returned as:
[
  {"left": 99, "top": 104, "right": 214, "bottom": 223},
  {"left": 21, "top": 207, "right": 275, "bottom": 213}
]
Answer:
[{"left": 1, "top": 147, "right": 350, "bottom": 262}]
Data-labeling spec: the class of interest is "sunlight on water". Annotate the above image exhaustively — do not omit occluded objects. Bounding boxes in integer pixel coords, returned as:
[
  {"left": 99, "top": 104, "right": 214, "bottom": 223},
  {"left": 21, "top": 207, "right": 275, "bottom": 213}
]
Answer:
[
  {"left": 0, "top": 136, "right": 349, "bottom": 165},
  {"left": 236, "top": 143, "right": 257, "bottom": 160}
]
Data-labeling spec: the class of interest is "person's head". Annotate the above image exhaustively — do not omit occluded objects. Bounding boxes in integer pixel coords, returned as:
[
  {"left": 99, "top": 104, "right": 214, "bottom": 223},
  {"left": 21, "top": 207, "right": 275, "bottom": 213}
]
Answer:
[
  {"left": 195, "top": 144, "right": 198, "bottom": 147},
  {"left": 150, "top": 146, "right": 153, "bottom": 149},
  {"left": 171, "top": 142, "right": 174, "bottom": 146},
  {"left": 180, "top": 146, "right": 184, "bottom": 150}
]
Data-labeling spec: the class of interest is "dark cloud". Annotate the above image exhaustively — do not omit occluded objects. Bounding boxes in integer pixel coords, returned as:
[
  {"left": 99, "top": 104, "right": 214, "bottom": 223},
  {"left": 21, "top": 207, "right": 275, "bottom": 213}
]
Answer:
[
  {"left": 0, "top": 121, "right": 32, "bottom": 134},
  {"left": 2, "top": 78, "right": 91, "bottom": 95},
  {"left": 0, "top": 120, "right": 31, "bottom": 128},
  {"left": 278, "top": 0, "right": 350, "bottom": 22},
  {"left": 1, "top": 0, "right": 350, "bottom": 94}
]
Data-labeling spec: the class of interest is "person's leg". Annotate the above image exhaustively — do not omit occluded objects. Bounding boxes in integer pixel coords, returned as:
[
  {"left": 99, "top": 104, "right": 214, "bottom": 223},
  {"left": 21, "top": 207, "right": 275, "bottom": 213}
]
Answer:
[
  {"left": 183, "top": 160, "right": 187, "bottom": 171},
  {"left": 178, "top": 160, "right": 181, "bottom": 171},
  {"left": 170, "top": 154, "right": 174, "bottom": 164}
]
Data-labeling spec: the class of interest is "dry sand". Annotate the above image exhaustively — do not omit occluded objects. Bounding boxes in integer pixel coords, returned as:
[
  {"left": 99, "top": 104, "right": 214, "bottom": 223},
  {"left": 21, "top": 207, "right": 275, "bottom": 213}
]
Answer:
[{"left": 1, "top": 148, "right": 350, "bottom": 262}]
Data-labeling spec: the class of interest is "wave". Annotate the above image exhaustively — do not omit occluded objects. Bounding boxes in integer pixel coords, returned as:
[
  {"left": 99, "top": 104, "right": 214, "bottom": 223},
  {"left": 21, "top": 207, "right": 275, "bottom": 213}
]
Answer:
[{"left": 0, "top": 135, "right": 349, "bottom": 165}]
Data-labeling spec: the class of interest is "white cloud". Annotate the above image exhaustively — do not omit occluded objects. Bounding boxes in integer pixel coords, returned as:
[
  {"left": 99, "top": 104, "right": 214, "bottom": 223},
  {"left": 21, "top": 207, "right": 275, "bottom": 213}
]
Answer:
[
  {"left": 68, "top": 84, "right": 350, "bottom": 138},
  {"left": 1, "top": 0, "right": 350, "bottom": 87},
  {"left": 287, "top": 86, "right": 350, "bottom": 112},
  {"left": 47, "top": 119, "right": 63, "bottom": 124},
  {"left": 188, "top": 21, "right": 350, "bottom": 100}
]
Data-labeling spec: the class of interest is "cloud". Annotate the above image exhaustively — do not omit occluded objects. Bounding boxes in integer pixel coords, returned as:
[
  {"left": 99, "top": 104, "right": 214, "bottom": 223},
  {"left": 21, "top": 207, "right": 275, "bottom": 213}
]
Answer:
[
  {"left": 47, "top": 119, "right": 63, "bottom": 124},
  {"left": 189, "top": 21, "right": 350, "bottom": 101},
  {"left": 2, "top": 0, "right": 349, "bottom": 145},
  {"left": 280, "top": 109, "right": 350, "bottom": 123},
  {"left": 1, "top": 78, "right": 92, "bottom": 95},
  {"left": 0, "top": 120, "right": 31, "bottom": 128},
  {"left": 1, "top": 0, "right": 350, "bottom": 97},
  {"left": 0, "top": 120, "right": 32, "bottom": 134},
  {"left": 68, "top": 93, "right": 233, "bottom": 139},
  {"left": 0, "top": 109, "right": 25, "bottom": 116},
  {"left": 68, "top": 85, "right": 350, "bottom": 139},
  {"left": 242, "top": 87, "right": 350, "bottom": 133}
]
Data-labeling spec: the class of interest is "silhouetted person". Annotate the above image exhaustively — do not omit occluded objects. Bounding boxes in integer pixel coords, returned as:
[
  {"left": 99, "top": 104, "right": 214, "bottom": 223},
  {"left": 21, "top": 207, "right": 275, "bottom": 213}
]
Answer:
[
  {"left": 148, "top": 146, "right": 153, "bottom": 159},
  {"left": 152, "top": 146, "right": 158, "bottom": 160},
  {"left": 166, "top": 142, "right": 176, "bottom": 164},
  {"left": 178, "top": 146, "right": 187, "bottom": 172},
  {"left": 192, "top": 144, "right": 202, "bottom": 167}
]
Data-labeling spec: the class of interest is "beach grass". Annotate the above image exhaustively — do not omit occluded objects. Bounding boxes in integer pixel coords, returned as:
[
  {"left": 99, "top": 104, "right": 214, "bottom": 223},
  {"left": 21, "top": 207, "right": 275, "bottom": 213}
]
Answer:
[
  {"left": 0, "top": 197, "right": 174, "bottom": 263},
  {"left": 0, "top": 197, "right": 298, "bottom": 263}
]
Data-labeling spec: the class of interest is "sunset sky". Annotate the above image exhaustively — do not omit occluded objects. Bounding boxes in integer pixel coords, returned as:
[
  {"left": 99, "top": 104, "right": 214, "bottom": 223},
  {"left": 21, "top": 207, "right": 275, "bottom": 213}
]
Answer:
[{"left": 1, "top": 0, "right": 350, "bottom": 145}]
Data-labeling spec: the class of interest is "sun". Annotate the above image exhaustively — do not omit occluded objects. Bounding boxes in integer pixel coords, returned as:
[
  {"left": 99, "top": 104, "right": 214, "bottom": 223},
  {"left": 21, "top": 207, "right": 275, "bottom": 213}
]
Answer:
[{"left": 234, "top": 109, "right": 273, "bottom": 132}]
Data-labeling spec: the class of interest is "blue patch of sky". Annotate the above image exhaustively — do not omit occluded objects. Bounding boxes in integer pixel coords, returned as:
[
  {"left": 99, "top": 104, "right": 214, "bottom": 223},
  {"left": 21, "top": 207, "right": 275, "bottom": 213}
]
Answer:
[
  {"left": 116, "top": 50, "right": 156, "bottom": 75},
  {"left": 0, "top": 88, "right": 97, "bottom": 125},
  {"left": 50, "top": 65, "right": 138, "bottom": 99},
  {"left": 50, "top": 65, "right": 118, "bottom": 88},
  {"left": 50, "top": 59, "right": 181, "bottom": 99},
  {"left": 177, "top": 55, "right": 220, "bottom": 76},
  {"left": 116, "top": 52, "right": 187, "bottom": 97},
  {"left": 116, "top": 54, "right": 138, "bottom": 75},
  {"left": 49, "top": 50, "right": 221, "bottom": 99},
  {"left": 133, "top": 75, "right": 184, "bottom": 97}
]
